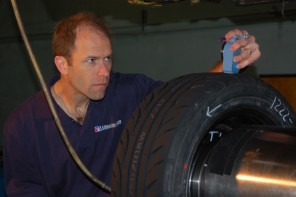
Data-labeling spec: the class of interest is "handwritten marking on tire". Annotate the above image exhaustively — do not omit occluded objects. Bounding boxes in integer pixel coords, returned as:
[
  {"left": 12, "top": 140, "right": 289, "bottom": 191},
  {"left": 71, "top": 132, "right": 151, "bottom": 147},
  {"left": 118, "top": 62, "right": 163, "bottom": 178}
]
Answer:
[
  {"left": 270, "top": 96, "right": 293, "bottom": 124},
  {"left": 206, "top": 104, "right": 222, "bottom": 117}
]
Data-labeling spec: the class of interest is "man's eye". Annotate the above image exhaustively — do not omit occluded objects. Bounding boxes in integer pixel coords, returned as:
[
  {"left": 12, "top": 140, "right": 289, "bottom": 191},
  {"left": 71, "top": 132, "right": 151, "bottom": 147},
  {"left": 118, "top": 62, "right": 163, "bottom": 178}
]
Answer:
[
  {"left": 104, "top": 56, "right": 112, "bottom": 62},
  {"left": 87, "top": 58, "right": 96, "bottom": 63}
]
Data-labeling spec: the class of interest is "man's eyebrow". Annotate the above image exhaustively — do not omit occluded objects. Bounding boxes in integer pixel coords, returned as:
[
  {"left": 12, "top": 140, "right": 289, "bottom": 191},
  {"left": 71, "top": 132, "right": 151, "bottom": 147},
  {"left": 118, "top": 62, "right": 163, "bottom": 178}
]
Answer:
[
  {"left": 105, "top": 53, "right": 113, "bottom": 57},
  {"left": 85, "top": 56, "right": 99, "bottom": 59}
]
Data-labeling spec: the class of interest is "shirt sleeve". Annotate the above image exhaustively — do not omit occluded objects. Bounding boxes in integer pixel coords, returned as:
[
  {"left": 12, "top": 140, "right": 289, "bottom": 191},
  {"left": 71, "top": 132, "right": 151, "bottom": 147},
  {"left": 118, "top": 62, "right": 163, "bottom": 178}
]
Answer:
[
  {"left": 134, "top": 74, "right": 163, "bottom": 100},
  {"left": 3, "top": 110, "right": 48, "bottom": 196},
  {"left": 111, "top": 72, "right": 163, "bottom": 101}
]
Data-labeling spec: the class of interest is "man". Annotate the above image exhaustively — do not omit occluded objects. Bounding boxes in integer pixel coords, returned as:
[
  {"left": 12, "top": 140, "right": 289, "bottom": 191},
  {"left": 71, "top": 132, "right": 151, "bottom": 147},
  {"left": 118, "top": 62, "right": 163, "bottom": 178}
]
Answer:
[{"left": 3, "top": 12, "right": 261, "bottom": 196}]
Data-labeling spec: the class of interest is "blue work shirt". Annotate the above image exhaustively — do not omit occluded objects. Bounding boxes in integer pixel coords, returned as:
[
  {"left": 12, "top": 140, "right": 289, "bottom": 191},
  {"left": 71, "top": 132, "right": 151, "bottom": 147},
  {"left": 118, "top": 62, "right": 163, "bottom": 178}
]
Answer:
[{"left": 3, "top": 72, "right": 162, "bottom": 196}]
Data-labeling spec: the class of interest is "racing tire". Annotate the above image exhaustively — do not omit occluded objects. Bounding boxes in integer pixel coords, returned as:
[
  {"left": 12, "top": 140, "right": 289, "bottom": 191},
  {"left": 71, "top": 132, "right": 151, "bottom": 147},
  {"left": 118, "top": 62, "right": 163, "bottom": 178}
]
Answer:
[{"left": 111, "top": 73, "right": 296, "bottom": 197}]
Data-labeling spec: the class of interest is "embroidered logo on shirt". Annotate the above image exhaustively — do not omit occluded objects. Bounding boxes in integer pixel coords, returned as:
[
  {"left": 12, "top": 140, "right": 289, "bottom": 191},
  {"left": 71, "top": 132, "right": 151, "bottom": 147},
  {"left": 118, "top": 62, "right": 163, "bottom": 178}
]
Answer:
[{"left": 94, "top": 120, "right": 122, "bottom": 133}]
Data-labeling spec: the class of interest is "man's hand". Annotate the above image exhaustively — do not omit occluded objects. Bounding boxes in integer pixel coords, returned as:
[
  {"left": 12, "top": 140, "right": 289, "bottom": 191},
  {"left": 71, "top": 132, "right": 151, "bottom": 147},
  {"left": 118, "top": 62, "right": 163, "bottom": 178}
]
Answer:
[
  {"left": 210, "top": 29, "right": 261, "bottom": 72},
  {"left": 225, "top": 29, "right": 261, "bottom": 69}
]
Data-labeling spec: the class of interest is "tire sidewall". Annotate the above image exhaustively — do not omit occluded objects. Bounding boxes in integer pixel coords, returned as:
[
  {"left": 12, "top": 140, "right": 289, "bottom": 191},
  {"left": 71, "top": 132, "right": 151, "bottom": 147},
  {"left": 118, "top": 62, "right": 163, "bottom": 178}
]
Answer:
[{"left": 162, "top": 75, "right": 295, "bottom": 196}]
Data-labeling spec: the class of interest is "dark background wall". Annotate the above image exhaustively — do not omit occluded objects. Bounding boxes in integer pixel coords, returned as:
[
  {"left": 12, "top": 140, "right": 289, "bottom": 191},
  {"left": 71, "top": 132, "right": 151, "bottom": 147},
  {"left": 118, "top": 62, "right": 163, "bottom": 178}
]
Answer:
[{"left": 1, "top": 0, "right": 296, "bottom": 142}]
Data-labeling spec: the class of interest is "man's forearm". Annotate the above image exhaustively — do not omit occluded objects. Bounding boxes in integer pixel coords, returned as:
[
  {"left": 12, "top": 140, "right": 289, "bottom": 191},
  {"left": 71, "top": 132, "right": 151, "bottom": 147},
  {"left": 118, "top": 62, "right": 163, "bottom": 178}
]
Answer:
[{"left": 209, "top": 60, "right": 223, "bottom": 73}]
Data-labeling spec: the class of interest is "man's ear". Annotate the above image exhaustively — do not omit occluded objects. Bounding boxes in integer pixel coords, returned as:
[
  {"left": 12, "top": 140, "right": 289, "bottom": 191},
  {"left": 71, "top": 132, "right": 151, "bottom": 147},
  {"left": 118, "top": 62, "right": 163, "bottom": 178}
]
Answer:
[{"left": 54, "top": 56, "right": 68, "bottom": 75}]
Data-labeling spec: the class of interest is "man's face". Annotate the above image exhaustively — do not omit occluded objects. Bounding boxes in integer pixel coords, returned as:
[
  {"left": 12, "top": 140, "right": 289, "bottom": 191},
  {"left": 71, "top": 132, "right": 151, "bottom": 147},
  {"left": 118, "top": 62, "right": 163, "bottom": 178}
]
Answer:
[{"left": 66, "top": 26, "right": 112, "bottom": 101}]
